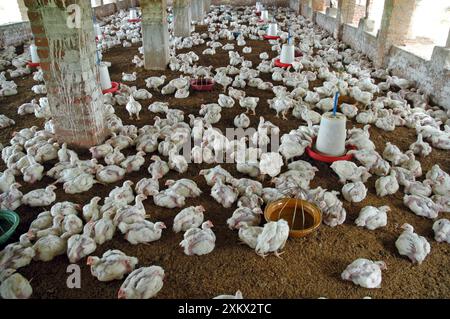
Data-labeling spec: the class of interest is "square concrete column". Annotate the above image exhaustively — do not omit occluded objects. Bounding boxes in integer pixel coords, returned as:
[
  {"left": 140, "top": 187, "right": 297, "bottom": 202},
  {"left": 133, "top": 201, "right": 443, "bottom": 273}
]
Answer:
[
  {"left": 375, "top": 0, "right": 418, "bottom": 67},
  {"left": 191, "top": 0, "right": 205, "bottom": 23},
  {"left": 173, "top": 0, "right": 192, "bottom": 37},
  {"left": 24, "top": 0, "right": 107, "bottom": 149},
  {"left": 289, "top": 0, "right": 300, "bottom": 13},
  {"left": 203, "top": 0, "right": 210, "bottom": 14},
  {"left": 446, "top": 28, "right": 450, "bottom": 48},
  {"left": 141, "top": 0, "right": 169, "bottom": 70}
]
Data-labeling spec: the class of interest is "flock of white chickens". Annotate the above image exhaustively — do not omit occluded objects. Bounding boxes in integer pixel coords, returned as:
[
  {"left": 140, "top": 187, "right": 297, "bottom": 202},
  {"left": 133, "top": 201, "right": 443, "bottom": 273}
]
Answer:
[{"left": 0, "top": 4, "right": 449, "bottom": 299}]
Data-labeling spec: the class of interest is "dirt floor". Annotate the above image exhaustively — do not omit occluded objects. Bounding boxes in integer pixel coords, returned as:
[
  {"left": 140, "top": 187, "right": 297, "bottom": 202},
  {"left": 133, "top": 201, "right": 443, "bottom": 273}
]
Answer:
[{"left": 1, "top": 21, "right": 450, "bottom": 299}]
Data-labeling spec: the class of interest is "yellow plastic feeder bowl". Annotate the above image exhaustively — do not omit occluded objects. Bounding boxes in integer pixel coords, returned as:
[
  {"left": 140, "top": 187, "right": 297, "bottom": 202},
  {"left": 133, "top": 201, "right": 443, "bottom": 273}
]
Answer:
[{"left": 264, "top": 198, "right": 322, "bottom": 238}]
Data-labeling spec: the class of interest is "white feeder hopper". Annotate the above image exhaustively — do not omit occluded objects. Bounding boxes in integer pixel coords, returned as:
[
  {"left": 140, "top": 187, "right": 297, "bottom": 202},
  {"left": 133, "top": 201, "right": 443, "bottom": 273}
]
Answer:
[
  {"left": 266, "top": 22, "right": 278, "bottom": 36},
  {"left": 280, "top": 43, "right": 295, "bottom": 64},
  {"left": 98, "top": 62, "right": 112, "bottom": 91},
  {"left": 261, "top": 10, "right": 269, "bottom": 21},
  {"left": 30, "top": 44, "right": 40, "bottom": 63},
  {"left": 256, "top": 2, "right": 263, "bottom": 13},
  {"left": 129, "top": 8, "right": 138, "bottom": 20},
  {"left": 315, "top": 112, "right": 347, "bottom": 156}
]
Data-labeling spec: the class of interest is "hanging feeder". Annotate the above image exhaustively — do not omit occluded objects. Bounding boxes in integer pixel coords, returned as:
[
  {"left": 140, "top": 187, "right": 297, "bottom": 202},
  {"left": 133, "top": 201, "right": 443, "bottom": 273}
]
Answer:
[
  {"left": 307, "top": 93, "right": 356, "bottom": 163},
  {"left": 264, "top": 198, "right": 321, "bottom": 238},
  {"left": 102, "top": 82, "right": 120, "bottom": 94},
  {"left": 274, "top": 58, "right": 291, "bottom": 68},
  {"left": 190, "top": 78, "right": 215, "bottom": 91},
  {"left": 0, "top": 210, "right": 20, "bottom": 245},
  {"left": 27, "top": 43, "right": 40, "bottom": 68}
]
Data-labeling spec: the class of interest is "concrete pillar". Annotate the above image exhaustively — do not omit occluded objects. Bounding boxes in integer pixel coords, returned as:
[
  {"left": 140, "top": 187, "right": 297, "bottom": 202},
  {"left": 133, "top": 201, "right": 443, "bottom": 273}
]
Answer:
[
  {"left": 203, "top": 0, "right": 210, "bottom": 15},
  {"left": 191, "top": 0, "right": 205, "bottom": 23},
  {"left": 24, "top": 0, "right": 107, "bottom": 149},
  {"left": 375, "top": 0, "right": 418, "bottom": 67},
  {"left": 141, "top": 0, "right": 169, "bottom": 70},
  {"left": 173, "top": 0, "right": 192, "bottom": 37},
  {"left": 446, "top": 29, "right": 450, "bottom": 48},
  {"left": 290, "top": 0, "right": 300, "bottom": 13}
]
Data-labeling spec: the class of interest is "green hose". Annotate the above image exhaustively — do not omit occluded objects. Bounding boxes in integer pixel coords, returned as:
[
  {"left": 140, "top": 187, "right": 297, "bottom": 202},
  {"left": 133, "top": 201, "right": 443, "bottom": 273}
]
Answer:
[{"left": 0, "top": 210, "right": 20, "bottom": 245}]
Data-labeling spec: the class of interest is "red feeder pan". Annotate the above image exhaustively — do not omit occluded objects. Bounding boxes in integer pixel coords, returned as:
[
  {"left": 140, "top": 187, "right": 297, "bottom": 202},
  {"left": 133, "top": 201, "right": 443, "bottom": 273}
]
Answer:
[
  {"left": 263, "top": 35, "right": 280, "bottom": 40},
  {"left": 27, "top": 61, "right": 40, "bottom": 68},
  {"left": 190, "top": 79, "right": 215, "bottom": 91},
  {"left": 102, "top": 81, "right": 120, "bottom": 94},
  {"left": 306, "top": 138, "right": 357, "bottom": 164},
  {"left": 274, "top": 58, "right": 292, "bottom": 68},
  {"left": 258, "top": 19, "right": 266, "bottom": 23},
  {"left": 128, "top": 18, "right": 141, "bottom": 23}
]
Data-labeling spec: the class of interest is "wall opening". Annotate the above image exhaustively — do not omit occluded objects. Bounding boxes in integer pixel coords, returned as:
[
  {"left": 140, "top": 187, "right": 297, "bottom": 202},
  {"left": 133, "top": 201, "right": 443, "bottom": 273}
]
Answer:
[{"left": 403, "top": 0, "right": 450, "bottom": 60}]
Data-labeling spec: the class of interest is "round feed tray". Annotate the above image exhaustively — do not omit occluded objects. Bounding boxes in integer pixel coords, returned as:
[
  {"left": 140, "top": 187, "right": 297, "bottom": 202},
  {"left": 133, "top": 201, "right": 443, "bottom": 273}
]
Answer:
[
  {"left": 0, "top": 210, "right": 20, "bottom": 245},
  {"left": 263, "top": 35, "right": 280, "bottom": 40},
  {"left": 265, "top": 198, "right": 321, "bottom": 238},
  {"left": 306, "top": 138, "right": 356, "bottom": 163},
  {"left": 128, "top": 18, "right": 141, "bottom": 23},
  {"left": 102, "top": 81, "right": 120, "bottom": 94},
  {"left": 274, "top": 58, "right": 292, "bottom": 68},
  {"left": 190, "top": 79, "right": 215, "bottom": 91},
  {"left": 27, "top": 61, "right": 40, "bottom": 68}
]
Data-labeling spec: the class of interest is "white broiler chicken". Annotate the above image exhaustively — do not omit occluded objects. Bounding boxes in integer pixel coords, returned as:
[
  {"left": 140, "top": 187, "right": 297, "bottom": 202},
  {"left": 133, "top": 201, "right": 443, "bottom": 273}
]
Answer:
[
  {"left": 173, "top": 206, "right": 205, "bottom": 233},
  {"left": 88, "top": 249, "right": 138, "bottom": 282},
  {"left": 355, "top": 206, "right": 389, "bottom": 230},
  {"left": 120, "top": 220, "right": 166, "bottom": 245},
  {"left": 67, "top": 234, "right": 97, "bottom": 263},
  {"left": 211, "top": 180, "right": 239, "bottom": 208},
  {"left": 126, "top": 95, "right": 142, "bottom": 120},
  {"left": 383, "top": 142, "right": 408, "bottom": 165},
  {"left": 234, "top": 113, "right": 250, "bottom": 128},
  {"left": 403, "top": 194, "right": 441, "bottom": 219},
  {"left": 239, "top": 97, "right": 259, "bottom": 115},
  {"left": 432, "top": 219, "right": 450, "bottom": 243},
  {"left": 148, "top": 155, "right": 169, "bottom": 180},
  {"left": 0, "top": 242, "right": 35, "bottom": 270},
  {"left": 165, "top": 179, "right": 202, "bottom": 198},
  {"left": 330, "top": 161, "right": 371, "bottom": 184},
  {"left": 0, "top": 269, "right": 32, "bottom": 299},
  {"left": 341, "top": 258, "right": 386, "bottom": 289},
  {"left": 82, "top": 196, "right": 102, "bottom": 222},
  {"left": 255, "top": 220, "right": 289, "bottom": 258},
  {"left": 135, "top": 178, "right": 159, "bottom": 197},
  {"left": 375, "top": 170, "right": 399, "bottom": 197},
  {"left": 227, "top": 207, "right": 262, "bottom": 230},
  {"left": 22, "top": 185, "right": 57, "bottom": 207},
  {"left": 118, "top": 266, "right": 164, "bottom": 299},
  {"left": 341, "top": 182, "right": 367, "bottom": 203},
  {"left": 180, "top": 221, "right": 216, "bottom": 256},
  {"left": 409, "top": 133, "right": 432, "bottom": 157},
  {"left": 238, "top": 223, "right": 263, "bottom": 249},
  {"left": 395, "top": 223, "right": 430, "bottom": 264},
  {"left": 32, "top": 235, "right": 66, "bottom": 262},
  {"left": 259, "top": 152, "right": 283, "bottom": 180},
  {"left": 153, "top": 190, "right": 185, "bottom": 209}
]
